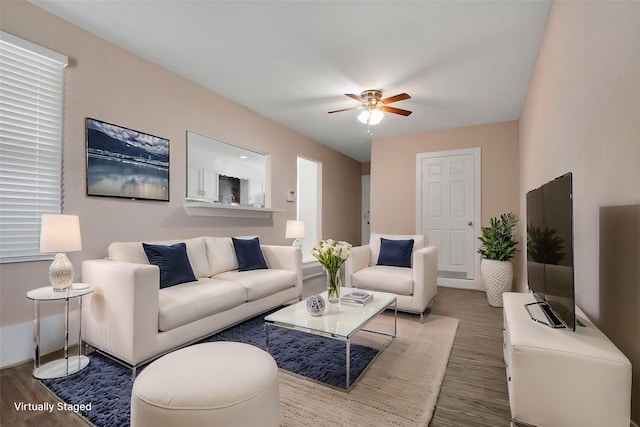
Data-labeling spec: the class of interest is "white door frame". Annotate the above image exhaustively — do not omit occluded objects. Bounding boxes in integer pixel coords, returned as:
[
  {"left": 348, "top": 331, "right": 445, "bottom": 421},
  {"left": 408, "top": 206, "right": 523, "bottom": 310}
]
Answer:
[
  {"left": 416, "top": 147, "right": 482, "bottom": 291},
  {"left": 361, "top": 175, "right": 370, "bottom": 245},
  {"left": 297, "top": 156, "right": 322, "bottom": 267}
]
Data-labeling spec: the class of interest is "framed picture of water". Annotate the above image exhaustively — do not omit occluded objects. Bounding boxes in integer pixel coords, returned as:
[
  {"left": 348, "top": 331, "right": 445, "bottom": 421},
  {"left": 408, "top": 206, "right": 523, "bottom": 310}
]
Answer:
[{"left": 86, "top": 118, "right": 170, "bottom": 201}]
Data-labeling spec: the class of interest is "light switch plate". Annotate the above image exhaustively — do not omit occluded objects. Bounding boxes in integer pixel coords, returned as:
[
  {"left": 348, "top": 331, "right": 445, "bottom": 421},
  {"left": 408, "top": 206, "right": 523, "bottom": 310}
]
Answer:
[{"left": 287, "top": 190, "right": 296, "bottom": 202}]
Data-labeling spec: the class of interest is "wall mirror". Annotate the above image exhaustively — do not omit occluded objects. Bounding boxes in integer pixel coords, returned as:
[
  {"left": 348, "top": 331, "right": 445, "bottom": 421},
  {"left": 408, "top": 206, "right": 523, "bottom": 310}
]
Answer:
[{"left": 186, "top": 132, "right": 267, "bottom": 207}]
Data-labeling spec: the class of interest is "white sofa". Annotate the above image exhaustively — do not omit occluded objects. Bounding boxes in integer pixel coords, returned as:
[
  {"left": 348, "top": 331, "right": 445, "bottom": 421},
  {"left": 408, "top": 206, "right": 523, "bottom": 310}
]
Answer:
[
  {"left": 344, "top": 233, "right": 437, "bottom": 321},
  {"left": 82, "top": 236, "right": 302, "bottom": 369}
]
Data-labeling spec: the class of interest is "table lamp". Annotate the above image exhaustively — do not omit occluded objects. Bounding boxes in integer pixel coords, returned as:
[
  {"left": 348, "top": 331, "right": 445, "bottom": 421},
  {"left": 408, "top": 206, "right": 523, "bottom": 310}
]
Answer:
[
  {"left": 285, "top": 220, "right": 305, "bottom": 260},
  {"left": 40, "top": 214, "right": 82, "bottom": 291}
]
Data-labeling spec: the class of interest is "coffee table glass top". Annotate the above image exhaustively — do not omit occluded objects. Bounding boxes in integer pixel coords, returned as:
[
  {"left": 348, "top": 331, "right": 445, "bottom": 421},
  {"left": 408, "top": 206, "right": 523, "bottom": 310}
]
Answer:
[{"left": 265, "top": 290, "right": 396, "bottom": 339}]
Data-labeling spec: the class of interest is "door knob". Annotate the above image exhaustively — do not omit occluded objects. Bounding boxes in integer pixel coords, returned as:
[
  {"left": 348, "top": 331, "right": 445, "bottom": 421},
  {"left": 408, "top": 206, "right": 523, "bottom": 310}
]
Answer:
[{"left": 468, "top": 221, "right": 473, "bottom": 226}]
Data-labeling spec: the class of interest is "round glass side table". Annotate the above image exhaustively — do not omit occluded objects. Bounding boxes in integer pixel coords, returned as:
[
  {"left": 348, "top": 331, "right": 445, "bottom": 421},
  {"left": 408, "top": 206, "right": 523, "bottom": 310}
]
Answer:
[{"left": 26, "top": 283, "right": 94, "bottom": 379}]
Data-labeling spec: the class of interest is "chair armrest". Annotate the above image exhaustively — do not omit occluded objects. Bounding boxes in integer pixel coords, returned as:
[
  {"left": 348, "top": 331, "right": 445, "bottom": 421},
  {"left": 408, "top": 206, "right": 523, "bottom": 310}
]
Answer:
[
  {"left": 81, "top": 259, "right": 160, "bottom": 366},
  {"left": 261, "top": 245, "right": 303, "bottom": 296},
  {"left": 411, "top": 246, "right": 438, "bottom": 309},
  {"left": 344, "top": 245, "right": 371, "bottom": 287}
]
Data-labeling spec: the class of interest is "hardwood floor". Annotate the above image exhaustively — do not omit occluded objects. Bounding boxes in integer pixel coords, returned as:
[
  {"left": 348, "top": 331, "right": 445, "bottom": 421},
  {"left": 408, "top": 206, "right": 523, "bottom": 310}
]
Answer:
[
  {"left": 1, "top": 281, "right": 511, "bottom": 426},
  {"left": 429, "top": 286, "right": 511, "bottom": 426}
]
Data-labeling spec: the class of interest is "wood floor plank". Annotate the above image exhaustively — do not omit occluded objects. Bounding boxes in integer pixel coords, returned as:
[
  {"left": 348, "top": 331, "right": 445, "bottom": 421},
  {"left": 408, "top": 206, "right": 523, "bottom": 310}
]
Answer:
[
  {"left": 430, "top": 286, "right": 511, "bottom": 426},
  {"left": 1, "top": 281, "right": 512, "bottom": 426}
]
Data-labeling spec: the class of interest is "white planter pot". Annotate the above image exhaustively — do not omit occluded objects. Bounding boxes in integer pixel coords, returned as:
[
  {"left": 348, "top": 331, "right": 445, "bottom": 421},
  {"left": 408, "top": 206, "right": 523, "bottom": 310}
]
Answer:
[{"left": 480, "top": 259, "right": 513, "bottom": 307}]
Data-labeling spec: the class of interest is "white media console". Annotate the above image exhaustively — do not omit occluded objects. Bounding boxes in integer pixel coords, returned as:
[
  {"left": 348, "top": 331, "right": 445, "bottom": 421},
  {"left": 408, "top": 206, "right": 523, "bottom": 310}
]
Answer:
[{"left": 503, "top": 292, "right": 631, "bottom": 426}]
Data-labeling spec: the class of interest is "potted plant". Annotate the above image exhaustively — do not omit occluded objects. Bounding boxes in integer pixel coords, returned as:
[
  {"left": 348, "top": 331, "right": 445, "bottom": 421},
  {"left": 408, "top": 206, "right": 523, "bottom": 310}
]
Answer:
[
  {"left": 311, "top": 239, "right": 352, "bottom": 303},
  {"left": 478, "top": 212, "right": 519, "bottom": 307}
]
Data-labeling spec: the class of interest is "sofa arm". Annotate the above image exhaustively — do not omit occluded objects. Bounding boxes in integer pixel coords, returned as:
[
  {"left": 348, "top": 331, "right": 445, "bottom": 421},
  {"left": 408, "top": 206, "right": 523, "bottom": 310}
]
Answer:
[
  {"left": 261, "top": 245, "right": 303, "bottom": 296},
  {"left": 82, "top": 259, "right": 160, "bottom": 366},
  {"left": 411, "top": 246, "right": 438, "bottom": 310},
  {"left": 344, "top": 245, "right": 371, "bottom": 287}
]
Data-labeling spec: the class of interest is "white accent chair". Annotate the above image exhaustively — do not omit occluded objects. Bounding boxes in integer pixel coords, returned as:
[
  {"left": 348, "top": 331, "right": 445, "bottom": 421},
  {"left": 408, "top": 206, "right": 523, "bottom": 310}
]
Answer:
[{"left": 344, "top": 233, "right": 437, "bottom": 322}]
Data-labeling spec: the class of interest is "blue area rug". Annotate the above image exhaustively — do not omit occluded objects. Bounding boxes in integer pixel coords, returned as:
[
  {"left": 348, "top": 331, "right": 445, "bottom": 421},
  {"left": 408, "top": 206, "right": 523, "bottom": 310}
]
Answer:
[{"left": 42, "top": 309, "right": 378, "bottom": 427}]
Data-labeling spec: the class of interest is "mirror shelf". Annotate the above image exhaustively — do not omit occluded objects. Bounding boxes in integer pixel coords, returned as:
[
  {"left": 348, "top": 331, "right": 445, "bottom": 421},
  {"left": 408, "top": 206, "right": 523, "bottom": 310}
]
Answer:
[{"left": 183, "top": 201, "right": 284, "bottom": 218}]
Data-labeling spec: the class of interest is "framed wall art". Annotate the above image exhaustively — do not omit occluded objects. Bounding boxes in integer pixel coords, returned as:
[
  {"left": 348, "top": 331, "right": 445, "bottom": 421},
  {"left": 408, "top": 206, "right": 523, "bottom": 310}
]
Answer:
[{"left": 86, "top": 118, "right": 169, "bottom": 201}]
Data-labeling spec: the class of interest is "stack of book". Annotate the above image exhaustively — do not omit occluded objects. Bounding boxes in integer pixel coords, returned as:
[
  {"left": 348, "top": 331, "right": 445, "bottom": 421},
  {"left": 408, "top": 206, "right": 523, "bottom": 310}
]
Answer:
[{"left": 340, "top": 291, "right": 373, "bottom": 306}]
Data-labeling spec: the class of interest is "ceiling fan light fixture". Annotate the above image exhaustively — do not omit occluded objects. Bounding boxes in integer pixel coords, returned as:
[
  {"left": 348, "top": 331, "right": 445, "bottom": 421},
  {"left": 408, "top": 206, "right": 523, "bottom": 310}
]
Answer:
[{"left": 357, "top": 108, "right": 384, "bottom": 125}]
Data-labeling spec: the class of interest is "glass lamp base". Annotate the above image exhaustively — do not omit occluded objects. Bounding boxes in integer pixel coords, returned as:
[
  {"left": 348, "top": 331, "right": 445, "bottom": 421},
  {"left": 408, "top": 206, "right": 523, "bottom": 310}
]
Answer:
[{"left": 49, "top": 253, "right": 74, "bottom": 291}]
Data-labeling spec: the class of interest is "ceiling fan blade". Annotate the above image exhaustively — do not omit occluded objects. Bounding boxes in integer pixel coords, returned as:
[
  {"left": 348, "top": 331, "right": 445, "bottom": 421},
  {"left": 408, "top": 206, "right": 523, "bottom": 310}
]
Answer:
[
  {"left": 327, "top": 106, "right": 360, "bottom": 114},
  {"left": 345, "top": 93, "right": 366, "bottom": 103},
  {"left": 381, "top": 93, "right": 411, "bottom": 104},
  {"left": 382, "top": 106, "right": 413, "bottom": 116}
]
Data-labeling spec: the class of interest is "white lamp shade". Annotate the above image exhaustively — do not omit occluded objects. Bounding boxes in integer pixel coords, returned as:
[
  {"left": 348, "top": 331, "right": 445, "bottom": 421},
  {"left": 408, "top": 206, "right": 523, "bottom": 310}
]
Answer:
[
  {"left": 40, "top": 214, "right": 82, "bottom": 253},
  {"left": 285, "top": 220, "right": 305, "bottom": 239}
]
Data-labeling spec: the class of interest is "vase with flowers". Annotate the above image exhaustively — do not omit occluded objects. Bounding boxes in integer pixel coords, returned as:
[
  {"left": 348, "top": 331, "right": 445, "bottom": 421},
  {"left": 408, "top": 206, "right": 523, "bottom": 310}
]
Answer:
[{"left": 311, "top": 239, "right": 352, "bottom": 303}]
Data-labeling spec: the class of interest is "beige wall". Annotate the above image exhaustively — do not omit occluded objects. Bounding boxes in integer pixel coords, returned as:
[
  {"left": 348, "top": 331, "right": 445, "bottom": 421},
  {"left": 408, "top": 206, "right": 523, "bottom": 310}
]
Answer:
[
  {"left": 521, "top": 4, "right": 640, "bottom": 421},
  {"left": 0, "top": 1, "right": 362, "bottom": 326},
  {"left": 370, "top": 120, "right": 520, "bottom": 231},
  {"left": 599, "top": 205, "right": 640, "bottom": 423},
  {"left": 369, "top": 121, "right": 520, "bottom": 288},
  {"left": 519, "top": 0, "right": 640, "bottom": 320},
  {"left": 361, "top": 162, "right": 371, "bottom": 175}
]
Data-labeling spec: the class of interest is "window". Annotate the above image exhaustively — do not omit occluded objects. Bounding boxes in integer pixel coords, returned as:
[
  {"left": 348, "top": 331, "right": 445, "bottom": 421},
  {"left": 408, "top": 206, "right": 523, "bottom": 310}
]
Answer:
[{"left": 0, "top": 32, "right": 68, "bottom": 263}]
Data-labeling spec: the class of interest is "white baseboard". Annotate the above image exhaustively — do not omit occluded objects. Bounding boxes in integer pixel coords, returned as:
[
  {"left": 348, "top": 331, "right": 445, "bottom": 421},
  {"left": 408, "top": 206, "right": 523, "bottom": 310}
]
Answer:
[
  {"left": 0, "top": 313, "right": 79, "bottom": 369},
  {"left": 437, "top": 277, "right": 484, "bottom": 291},
  {"left": 302, "top": 260, "right": 322, "bottom": 280}
]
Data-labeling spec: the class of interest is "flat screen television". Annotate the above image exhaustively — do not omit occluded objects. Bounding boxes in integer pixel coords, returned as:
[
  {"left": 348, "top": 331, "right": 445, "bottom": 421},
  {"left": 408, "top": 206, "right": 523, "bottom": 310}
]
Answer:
[{"left": 526, "top": 172, "right": 576, "bottom": 330}]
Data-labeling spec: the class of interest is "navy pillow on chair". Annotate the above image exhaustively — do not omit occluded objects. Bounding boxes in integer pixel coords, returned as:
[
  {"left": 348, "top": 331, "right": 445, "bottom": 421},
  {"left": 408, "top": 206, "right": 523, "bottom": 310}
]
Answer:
[
  {"left": 377, "top": 238, "right": 414, "bottom": 268},
  {"left": 142, "top": 242, "right": 197, "bottom": 289},
  {"left": 232, "top": 237, "right": 268, "bottom": 271}
]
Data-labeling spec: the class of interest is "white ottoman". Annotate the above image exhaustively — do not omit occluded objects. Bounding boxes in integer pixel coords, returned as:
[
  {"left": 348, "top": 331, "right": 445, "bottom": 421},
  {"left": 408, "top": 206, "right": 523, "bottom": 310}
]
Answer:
[{"left": 131, "top": 342, "right": 280, "bottom": 427}]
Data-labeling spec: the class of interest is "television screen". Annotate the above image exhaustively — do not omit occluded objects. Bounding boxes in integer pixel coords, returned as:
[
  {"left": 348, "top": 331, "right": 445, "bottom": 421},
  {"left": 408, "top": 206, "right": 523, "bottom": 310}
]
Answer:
[
  {"left": 526, "top": 185, "right": 546, "bottom": 298},
  {"left": 526, "top": 173, "right": 575, "bottom": 330}
]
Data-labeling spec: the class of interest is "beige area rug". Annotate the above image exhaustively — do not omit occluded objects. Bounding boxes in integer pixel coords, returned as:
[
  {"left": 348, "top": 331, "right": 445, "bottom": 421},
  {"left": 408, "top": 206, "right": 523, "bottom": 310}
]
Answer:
[{"left": 278, "top": 313, "right": 460, "bottom": 426}]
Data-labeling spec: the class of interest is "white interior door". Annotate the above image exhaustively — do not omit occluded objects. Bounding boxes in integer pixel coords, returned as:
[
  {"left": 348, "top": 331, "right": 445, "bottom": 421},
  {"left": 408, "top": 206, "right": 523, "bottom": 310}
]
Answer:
[{"left": 417, "top": 149, "right": 480, "bottom": 284}]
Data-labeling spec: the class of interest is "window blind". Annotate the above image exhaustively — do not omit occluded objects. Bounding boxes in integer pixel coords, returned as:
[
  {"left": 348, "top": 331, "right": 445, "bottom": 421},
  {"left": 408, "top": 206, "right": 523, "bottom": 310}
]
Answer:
[{"left": 0, "top": 32, "right": 68, "bottom": 263}]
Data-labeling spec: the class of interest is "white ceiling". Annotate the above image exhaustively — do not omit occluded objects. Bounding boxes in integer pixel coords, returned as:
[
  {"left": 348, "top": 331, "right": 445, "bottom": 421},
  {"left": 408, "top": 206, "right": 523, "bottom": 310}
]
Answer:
[{"left": 29, "top": 0, "right": 552, "bottom": 163}]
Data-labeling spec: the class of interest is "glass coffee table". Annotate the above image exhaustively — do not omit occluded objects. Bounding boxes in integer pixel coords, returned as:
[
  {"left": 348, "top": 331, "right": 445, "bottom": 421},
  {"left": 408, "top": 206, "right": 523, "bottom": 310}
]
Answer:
[{"left": 264, "top": 290, "right": 397, "bottom": 388}]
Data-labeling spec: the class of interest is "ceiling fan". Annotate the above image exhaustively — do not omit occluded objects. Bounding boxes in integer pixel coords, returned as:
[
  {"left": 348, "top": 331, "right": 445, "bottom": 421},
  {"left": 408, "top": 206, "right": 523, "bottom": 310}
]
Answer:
[{"left": 328, "top": 90, "right": 412, "bottom": 125}]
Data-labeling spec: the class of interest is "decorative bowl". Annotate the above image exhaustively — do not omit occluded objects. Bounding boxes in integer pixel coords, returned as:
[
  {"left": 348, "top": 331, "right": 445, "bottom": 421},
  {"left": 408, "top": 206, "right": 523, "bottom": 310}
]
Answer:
[{"left": 306, "top": 294, "right": 325, "bottom": 316}]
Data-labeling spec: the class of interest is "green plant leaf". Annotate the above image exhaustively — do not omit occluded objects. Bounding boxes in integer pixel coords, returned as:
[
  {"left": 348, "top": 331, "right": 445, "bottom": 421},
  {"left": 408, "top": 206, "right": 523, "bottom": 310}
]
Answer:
[{"left": 477, "top": 212, "right": 519, "bottom": 261}]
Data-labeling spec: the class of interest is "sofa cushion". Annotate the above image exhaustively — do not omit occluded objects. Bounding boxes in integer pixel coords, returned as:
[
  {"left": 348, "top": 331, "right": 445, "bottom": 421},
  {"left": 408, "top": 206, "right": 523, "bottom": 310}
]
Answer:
[
  {"left": 232, "top": 237, "right": 268, "bottom": 271},
  {"left": 214, "top": 269, "right": 297, "bottom": 302},
  {"left": 108, "top": 237, "right": 210, "bottom": 278},
  {"left": 204, "top": 237, "right": 239, "bottom": 276},
  {"left": 377, "top": 238, "right": 414, "bottom": 268},
  {"left": 352, "top": 265, "right": 414, "bottom": 296},
  {"left": 369, "top": 233, "right": 426, "bottom": 267},
  {"left": 158, "top": 278, "right": 246, "bottom": 332},
  {"left": 143, "top": 243, "right": 198, "bottom": 289}
]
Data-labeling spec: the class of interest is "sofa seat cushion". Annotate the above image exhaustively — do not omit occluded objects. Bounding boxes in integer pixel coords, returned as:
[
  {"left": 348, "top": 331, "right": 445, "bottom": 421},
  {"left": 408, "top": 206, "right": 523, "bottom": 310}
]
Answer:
[
  {"left": 352, "top": 265, "right": 414, "bottom": 296},
  {"left": 158, "top": 278, "right": 246, "bottom": 332},
  {"left": 214, "top": 269, "right": 297, "bottom": 302}
]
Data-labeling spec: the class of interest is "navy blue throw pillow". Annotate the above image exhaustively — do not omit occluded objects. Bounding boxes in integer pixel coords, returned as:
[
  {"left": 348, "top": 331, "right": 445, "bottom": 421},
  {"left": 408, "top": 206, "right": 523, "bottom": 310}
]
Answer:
[
  {"left": 232, "top": 237, "right": 268, "bottom": 271},
  {"left": 377, "top": 238, "right": 414, "bottom": 268},
  {"left": 142, "top": 242, "right": 197, "bottom": 289}
]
